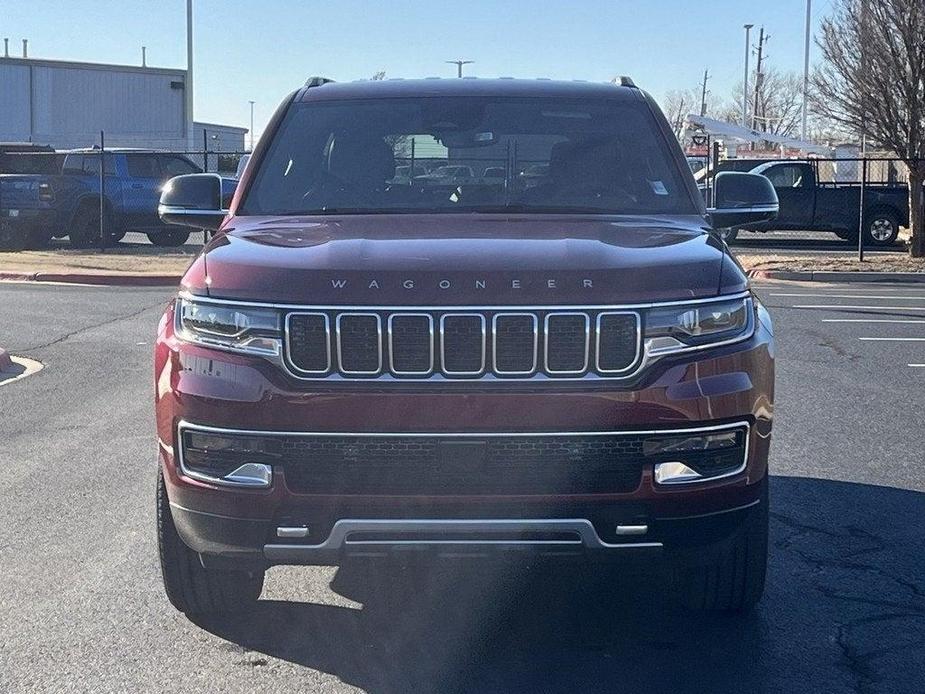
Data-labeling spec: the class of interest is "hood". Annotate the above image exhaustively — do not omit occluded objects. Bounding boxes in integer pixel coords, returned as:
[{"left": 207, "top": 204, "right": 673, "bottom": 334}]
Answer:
[{"left": 195, "top": 214, "right": 743, "bottom": 305}]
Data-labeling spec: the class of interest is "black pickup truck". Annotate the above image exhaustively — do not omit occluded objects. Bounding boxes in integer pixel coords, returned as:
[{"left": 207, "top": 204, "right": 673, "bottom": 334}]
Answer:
[{"left": 724, "top": 160, "right": 909, "bottom": 246}]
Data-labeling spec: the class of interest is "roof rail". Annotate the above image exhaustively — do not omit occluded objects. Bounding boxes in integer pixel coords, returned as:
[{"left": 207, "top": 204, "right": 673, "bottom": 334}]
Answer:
[
  {"left": 304, "top": 76, "right": 335, "bottom": 88},
  {"left": 618, "top": 76, "right": 637, "bottom": 88}
]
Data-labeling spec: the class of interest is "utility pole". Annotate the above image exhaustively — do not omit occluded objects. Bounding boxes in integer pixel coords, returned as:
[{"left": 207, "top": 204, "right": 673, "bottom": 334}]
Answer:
[
  {"left": 742, "top": 24, "right": 753, "bottom": 127},
  {"left": 445, "top": 59, "right": 474, "bottom": 78},
  {"left": 186, "top": 0, "right": 194, "bottom": 151},
  {"left": 699, "top": 69, "right": 710, "bottom": 117},
  {"left": 801, "top": 0, "right": 812, "bottom": 141},
  {"left": 248, "top": 100, "right": 255, "bottom": 151},
  {"left": 674, "top": 98, "right": 686, "bottom": 138},
  {"left": 751, "top": 27, "right": 767, "bottom": 132}
]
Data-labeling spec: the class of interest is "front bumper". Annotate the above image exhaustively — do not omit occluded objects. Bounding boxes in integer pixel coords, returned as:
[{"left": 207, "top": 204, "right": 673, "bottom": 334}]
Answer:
[{"left": 155, "top": 301, "right": 774, "bottom": 565}]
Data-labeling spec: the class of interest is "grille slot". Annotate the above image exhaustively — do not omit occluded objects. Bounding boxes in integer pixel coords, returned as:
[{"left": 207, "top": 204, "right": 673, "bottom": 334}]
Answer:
[
  {"left": 493, "top": 313, "right": 538, "bottom": 375},
  {"left": 596, "top": 312, "right": 640, "bottom": 373},
  {"left": 388, "top": 314, "right": 433, "bottom": 375},
  {"left": 544, "top": 313, "right": 589, "bottom": 374},
  {"left": 441, "top": 314, "right": 486, "bottom": 375},
  {"left": 287, "top": 313, "right": 330, "bottom": 374},
  {"left": 336, "top": 313, "right": 382, "bottom": 375}
]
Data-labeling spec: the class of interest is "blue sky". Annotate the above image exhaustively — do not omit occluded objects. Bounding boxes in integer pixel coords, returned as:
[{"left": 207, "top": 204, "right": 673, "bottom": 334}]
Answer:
[{"left": 3, "top": 0, "right": 828, "bottom": 137}]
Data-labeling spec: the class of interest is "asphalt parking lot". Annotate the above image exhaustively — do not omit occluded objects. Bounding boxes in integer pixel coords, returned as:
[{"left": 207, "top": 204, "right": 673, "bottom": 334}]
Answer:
[{"left": 1, "top": 279, "right": 923, "bottom": 694}]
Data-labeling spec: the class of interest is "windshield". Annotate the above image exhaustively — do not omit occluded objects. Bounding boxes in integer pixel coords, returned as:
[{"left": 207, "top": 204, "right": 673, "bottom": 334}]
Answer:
[{"left": 241, "top": 97, "right": 696, "bottom": 216}]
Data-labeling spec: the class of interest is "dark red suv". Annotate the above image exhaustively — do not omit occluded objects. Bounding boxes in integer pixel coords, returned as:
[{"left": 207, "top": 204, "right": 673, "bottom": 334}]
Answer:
[{"left": 154, "top": 77, "right": 778, "bottom": 615}]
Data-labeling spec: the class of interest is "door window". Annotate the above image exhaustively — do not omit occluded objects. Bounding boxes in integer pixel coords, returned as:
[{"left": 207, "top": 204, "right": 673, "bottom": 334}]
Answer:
[{"left": 126, "top": 155, "right": 161, "bottom": 179}]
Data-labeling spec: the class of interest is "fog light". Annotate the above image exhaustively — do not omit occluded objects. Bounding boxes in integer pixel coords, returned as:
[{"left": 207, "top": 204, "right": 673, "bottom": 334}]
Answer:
[
  {"left": 654, "top": 461, "right": 703, "bottom": 485},
  {"left": 223, "top": 462, "right": 272, "bottom": 487}
]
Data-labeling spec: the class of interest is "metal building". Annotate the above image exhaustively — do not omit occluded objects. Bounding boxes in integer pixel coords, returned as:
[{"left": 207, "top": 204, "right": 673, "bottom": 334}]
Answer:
[{"left": 0, "top": 53, "right": 246, "bottom": 152}]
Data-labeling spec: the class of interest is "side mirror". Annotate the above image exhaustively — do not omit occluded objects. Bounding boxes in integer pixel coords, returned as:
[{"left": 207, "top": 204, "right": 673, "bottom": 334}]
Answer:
[
  {"left": 707, "top": 171, "right": 779, "bottom": 229},
  {"left": 158, "top": 173, "right": 229, "bottom": 230}
]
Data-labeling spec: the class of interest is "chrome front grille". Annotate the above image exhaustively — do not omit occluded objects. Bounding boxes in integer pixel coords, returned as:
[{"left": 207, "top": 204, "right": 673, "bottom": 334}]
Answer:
[{"left": 284, "top": 307, "right": 641, "bottom": 380}]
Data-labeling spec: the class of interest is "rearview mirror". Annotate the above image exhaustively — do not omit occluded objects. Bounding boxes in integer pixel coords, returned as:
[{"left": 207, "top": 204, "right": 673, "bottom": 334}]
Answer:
[
  {"left": 158, "top": 173, "right": 229, "bottom": 231},
  {"left": 707, "top": 172, "right": 778, "bottom": 229}
]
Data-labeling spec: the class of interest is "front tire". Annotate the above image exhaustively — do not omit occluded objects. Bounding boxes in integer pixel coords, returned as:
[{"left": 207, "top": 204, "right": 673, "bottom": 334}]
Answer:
[
  {"left": 673, "top": 484, "right": 768, "bottom": 612},
  {"left": 147, "top": 229, "right": 191, "bottom": 247},
  {"left": 156, "top": 472, "right": 264, "bottom": 616}
]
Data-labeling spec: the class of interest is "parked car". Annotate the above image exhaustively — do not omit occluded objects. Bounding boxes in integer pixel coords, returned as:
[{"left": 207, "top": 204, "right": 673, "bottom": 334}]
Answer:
[
  {"left": 413, "top": 164, "right": 476, "bottom": 185},
  {"left": 0, "top": 149, "right": 202, "bottom": 249},
  {"left": 154, "top": 77, "right": 778, "bottom": 616},
  {"left": 726, "top": 160, "right": 910, "bottom": 245}
]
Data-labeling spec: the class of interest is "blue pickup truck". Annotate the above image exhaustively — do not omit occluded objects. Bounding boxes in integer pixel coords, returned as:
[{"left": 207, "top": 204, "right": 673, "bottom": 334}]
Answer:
[{"left": 0, "top": 149, "right": 202, "bottom": 250}]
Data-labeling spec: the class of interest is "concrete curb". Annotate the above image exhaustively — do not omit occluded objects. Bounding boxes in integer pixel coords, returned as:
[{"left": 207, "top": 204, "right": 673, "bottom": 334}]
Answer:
[
  {"left": 0, "top": 348, "right": 12, "bottom": 373},
  {"left": 748, "top": 269, "right": 925, "bottom": 283},
  {"left": 0, "top": 271, "right": 181, "bottom": 287}
]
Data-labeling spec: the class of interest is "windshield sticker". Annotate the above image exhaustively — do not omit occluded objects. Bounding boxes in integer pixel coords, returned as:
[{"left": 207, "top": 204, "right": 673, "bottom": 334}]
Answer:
[{"left": 649, "top": 180, "right": 669, "bottom": 195}]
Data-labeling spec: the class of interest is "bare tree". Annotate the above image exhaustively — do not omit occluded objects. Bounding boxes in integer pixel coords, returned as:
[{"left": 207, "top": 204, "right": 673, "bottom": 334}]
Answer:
[
  {"left": 752, "top": 68, "right": 803, "bottom": 137},
  {"left": 813, "top": 0, "right": 925, "bottom": 257},
  {"left": 661, "top": 88, "right": 723, "bottom": 137}
]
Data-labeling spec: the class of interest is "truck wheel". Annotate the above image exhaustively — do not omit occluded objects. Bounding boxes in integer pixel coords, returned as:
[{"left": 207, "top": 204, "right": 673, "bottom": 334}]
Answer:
[
  {"left": 864, "top": 211, "right": 900, "bottom": 247},
  {"left": 0, "top": 221, "right": 27, "bottom": 251},
  {"left": 156, "top": 471, "right": 264, "bottom": 616},
  {"left": 147, "top": 230, "right": 191, "bottom": 247},
  {"left": 673, "top": 484, "right": 768, "bottom": 612},
  {"left": 717, "top": 228, "right": 739, "bottom": 244},
  {"left": 68, "top": 206, "right": 101, "bottom": 248},
  {"left": 25, "top": 227, "right": 54, "bottom": 249}
]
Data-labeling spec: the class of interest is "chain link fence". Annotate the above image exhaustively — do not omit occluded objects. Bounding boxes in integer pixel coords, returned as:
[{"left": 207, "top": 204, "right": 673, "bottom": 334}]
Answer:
[
  {"left": 0, "top": 139, "right": 248, "bottom": 253},
  {"left": 2, "top": 139, "right": 920, "bottom": 275},
  {"left": 697, "top": 155, "right": 918, "bottom": 273}
]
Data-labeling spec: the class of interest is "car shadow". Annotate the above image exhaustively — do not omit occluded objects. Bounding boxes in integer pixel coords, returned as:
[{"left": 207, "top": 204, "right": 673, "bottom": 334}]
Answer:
[{"left": 194, "top": 476, "right": 925, "bottom": 694}]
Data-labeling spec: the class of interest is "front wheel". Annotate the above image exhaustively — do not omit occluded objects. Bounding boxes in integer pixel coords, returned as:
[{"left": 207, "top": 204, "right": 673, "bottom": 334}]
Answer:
[
  {"left": 864, "top": 211, "right": 900, "bottom": 247},
  {"left": 147, "top": 230, "right": 191, "bottom": 247},
  {"left": 672, "top": 484, "right": 768, "bottom": 612},
  {"left": 156, "top": 472, "right": 264, "bottom": 616}
]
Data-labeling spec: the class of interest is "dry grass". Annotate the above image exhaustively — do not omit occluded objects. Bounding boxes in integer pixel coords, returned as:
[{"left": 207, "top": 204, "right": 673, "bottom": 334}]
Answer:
[
  {"left": 740, "top": 253, "right": 925, "bottom": 274},
  {"left": 0, "top": 246, "right": 197, "bottom": 276}
]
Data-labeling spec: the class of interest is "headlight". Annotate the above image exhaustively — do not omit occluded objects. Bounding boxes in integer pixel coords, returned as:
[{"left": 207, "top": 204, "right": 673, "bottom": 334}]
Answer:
[
  {"left": 175, "top": 297, "right": 282, "bottom": 356},
  {"left": 644, "top": 297, "right": 753, "bottom": 356}
]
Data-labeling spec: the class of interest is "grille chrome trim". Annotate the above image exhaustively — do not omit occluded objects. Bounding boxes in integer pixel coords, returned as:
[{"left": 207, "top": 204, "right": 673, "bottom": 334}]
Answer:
[
  {"left": 439, "top": 313, "right": 487, "bottom": 376},
  {"left": 284, "top": 312, "right": 331, "bottom": 375},
  {"left": 544, "top": 312, "right": 590, "bottom": 375},
  {"left": 387, "top": 313, "right": 435, "bottom": 376},
  {"left": 595, "top": 311, "right": 643, "bottom": 374},
  {"left": 336, "top": 312, "right": 382, "bottom": 375},
  {"left": 492, "top": 312, "right": 539, "bottom": 375}
]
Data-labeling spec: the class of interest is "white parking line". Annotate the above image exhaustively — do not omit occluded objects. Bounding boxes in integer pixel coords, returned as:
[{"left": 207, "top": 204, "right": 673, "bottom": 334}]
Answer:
[
  {"left": 821, "top": 319, "right": 925, "bottom": 323},
  {"left": 771, "top": 293, "right": 925, "bottom": 300},
  {"left": 909, "top": 364, "right": 925, "bottom": 368},
  {"left": 792, "top": 305, "right": 925, "bottom": 311},
  {"left": 858, "top": 337, "right": 925, "bottom": 342}
]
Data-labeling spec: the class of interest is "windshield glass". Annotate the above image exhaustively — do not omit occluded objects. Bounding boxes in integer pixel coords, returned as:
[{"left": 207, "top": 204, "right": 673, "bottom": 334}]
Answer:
[{"left": 241, "top": 97, "right": 696, "bottom": 215}]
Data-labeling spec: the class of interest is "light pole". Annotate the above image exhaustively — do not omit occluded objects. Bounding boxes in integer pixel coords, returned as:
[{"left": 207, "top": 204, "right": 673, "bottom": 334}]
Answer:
[
  {"left": 248, "top": 100, "right": 255, "bottom": 151},
  {"left": 743, "top": 24, "right": 753, "bottom": 128},
  {"left": 445, "top": 59, "right": 474, "bottom": 78},
  {"left": 801, "top": 0, "right": 812, "bottom": 141}
]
